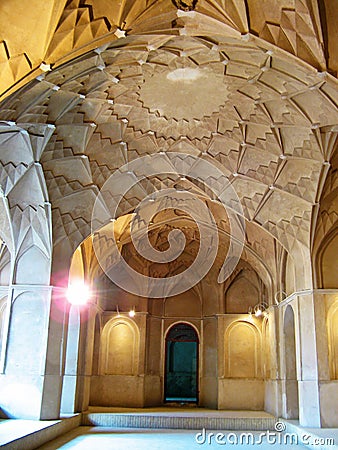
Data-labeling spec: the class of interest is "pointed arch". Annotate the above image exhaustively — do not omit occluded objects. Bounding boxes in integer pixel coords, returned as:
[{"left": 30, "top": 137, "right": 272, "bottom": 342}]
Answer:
[
  {"left": 100, "top": 317, "right": 140, "bottom": 375},
  {"left": 224, "top": 320, "right": 262, "bottom": 378}
]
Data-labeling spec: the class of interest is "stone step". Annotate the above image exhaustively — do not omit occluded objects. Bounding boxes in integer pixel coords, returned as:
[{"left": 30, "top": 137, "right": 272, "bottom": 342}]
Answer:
[
  {"left": 0, "top": 415, "right": 80, "bottom": 450},
  {"left": 82, "top": 408, "right": 277, "bottom": 431},
  {"left": 285, "top": 420, "right": 338, "bottom": 450}
]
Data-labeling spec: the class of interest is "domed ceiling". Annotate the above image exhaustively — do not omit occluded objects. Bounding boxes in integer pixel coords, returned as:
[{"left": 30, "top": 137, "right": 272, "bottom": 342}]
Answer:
[
  {"left": 0, "top": 0, "right": 337, "bottom": 294},
  {"left": 0, "top": 0, "right": 337, "bottom": 100}
]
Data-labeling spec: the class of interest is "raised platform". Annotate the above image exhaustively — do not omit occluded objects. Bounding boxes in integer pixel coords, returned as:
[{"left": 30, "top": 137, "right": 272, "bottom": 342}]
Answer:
[
  {"left": 285, "top": 420, "right": 338, "bottom": 450},
  {"left": 82, "top": 407, "right": 277, "bottom": 430},
  {"left": 0, "top": 415, "right": 80, "bottom": 450},
  {"left": 1, "top": 411, "right": 338, "bottom": 450}
]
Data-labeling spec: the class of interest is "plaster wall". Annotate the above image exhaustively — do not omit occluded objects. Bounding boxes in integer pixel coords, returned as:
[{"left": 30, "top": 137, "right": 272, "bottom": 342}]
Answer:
[
  {"left": 90, "top": 375, "right": 145, "bottom": 407},
  {"left": 218, "top": 379, "right": 265, "bottom": 410}
]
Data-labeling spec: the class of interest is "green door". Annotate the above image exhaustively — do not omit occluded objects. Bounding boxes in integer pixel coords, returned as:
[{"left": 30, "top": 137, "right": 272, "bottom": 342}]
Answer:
[{"left": 165, "top": 323, "right": 198, "bottom": 402}]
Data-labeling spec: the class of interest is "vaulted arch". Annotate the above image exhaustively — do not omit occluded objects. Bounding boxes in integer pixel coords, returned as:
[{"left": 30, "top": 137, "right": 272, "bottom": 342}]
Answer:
[{"left": 0, "top": 0, "right": 337, "bottom": 430}]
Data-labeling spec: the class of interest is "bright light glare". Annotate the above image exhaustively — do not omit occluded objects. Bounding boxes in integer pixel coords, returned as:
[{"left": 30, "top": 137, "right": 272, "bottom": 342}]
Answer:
[
  {"left": 255, "top": 309, "right": 262, "bottom": 317},
  {"left": 129, "top": 308, "right": 136, "bottom": 318},
  {"left": 66, "top": 281, "right": 91, "bottom": 305}
]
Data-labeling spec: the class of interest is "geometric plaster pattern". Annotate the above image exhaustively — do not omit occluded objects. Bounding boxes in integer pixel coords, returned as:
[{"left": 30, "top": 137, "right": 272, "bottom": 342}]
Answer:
[
  {"left": 313, "top": 147, "right": 338, "bottom": 254},
  {"left": 0, "top": 0, "right": 336, "bottom": 101},
  {"left": 1, "top": 33, "right": 337, "bottom": 262},
  {"left": 0, "top": 2, "right": 336, "bottom": 291},
  {"left": 0, "top": 123, "right": 53, "bottom": 274}
]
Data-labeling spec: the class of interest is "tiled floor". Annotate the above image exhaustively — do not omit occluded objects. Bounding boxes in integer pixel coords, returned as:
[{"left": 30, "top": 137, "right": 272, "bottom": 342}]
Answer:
[{"left": 37, "top": 427, "right": 308, "bottom": 449}]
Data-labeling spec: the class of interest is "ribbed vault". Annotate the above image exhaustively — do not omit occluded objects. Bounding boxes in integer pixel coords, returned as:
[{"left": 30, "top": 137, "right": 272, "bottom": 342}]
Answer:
[
  {"left": 0, "top": 0, "right": 337, "bottom": 100},
  {"left": 0, "top": 1, "right": 337, "bottom": 296}
]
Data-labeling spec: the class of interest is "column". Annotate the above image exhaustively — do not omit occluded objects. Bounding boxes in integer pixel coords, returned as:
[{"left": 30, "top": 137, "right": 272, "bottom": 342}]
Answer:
[{"left": 0, "top": 122, "right": 56, "bottom": 419}]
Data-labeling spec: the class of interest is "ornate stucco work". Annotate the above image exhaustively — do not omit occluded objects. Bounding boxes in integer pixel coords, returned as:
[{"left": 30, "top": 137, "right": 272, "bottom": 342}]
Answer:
[
  {"left": 0, "top": 0, "right": 337, "bottom": 99},
  {"left": 0, "top": 0, "right": 337, "bottom": 433}
]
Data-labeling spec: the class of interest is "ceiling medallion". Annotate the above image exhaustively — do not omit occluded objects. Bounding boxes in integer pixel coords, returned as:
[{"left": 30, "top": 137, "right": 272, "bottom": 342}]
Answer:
[
  {"left": 139, "top": 66, "right": 229, "bottom": 121},
  {"left": 172, "top": 0, "right": 198, "bottom": 12}
]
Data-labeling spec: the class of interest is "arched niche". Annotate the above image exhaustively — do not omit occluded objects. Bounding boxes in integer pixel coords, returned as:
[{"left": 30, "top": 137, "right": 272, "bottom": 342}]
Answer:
[
  {"left": 312, "top": 150, "right": 338, "bottom": 290},
  {"left": 6, "top": 291, "right": 48, "bottom": 374},
  {"left": 69, "top": 246, "right": 85, "bottom": 281},
  {"left": 327, "top": 302, "right": 338, "bottom": 379},
  {"left": 224, "top": 321, "right": 261, "bottom": 378},
  {"left": 225, "top": 269, "right": 261, "bottom": 314},
  {"left": 164, "top": 290, "right": 201, "bottom": 317},
  {"left": 0, "top": 296, "right": 7, "bottom": 349},
  {"left": 317, "top": 231, "right": 338, "bottom": 289},
  {"left": 100, "top": 317, "right": 140, "bottom": 376},
  {"left": 283, "top": 305, "right": 299, "bottom": 419},
  {"left": 15, "top": 246, "right": 50, "bottom": 285},
  {"left": 94, "top": 273, "right": 139, "bottom": 312},
  {"left": 0, "top": 242, "right": 11, "bottom": 286}
]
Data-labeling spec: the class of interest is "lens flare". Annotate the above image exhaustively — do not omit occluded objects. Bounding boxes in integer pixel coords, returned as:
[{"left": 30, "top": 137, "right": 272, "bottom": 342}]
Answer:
[{"left": 66, "top": 281, "right": 91, "bottom": 305}]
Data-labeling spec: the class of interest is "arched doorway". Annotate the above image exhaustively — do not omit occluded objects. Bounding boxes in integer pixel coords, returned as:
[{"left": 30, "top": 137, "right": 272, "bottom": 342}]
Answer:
[{"left": 164, "top": 323, "right": 199, "bottom": 403}]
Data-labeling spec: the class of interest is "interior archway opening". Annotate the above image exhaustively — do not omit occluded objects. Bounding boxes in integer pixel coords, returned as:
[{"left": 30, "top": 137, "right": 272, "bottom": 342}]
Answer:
[{"left": 164, "top": 323, "right": 199, "bottom": 404}]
